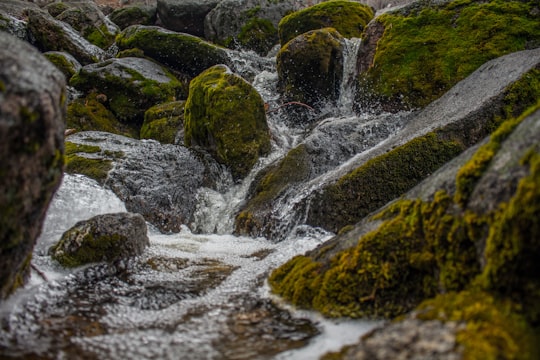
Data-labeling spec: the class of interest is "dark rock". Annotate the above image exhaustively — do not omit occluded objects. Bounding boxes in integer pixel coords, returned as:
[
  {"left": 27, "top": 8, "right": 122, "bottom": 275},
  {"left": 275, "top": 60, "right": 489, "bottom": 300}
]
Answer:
[
  {"left": 44, "top": 51, "right": 82, "bottom": 80},
  {"left": 0, "top": 33, "right": 65, "bottom": 299},
  {"left": 156, "top": 0, "right": 219, "bottom": 37},
  {"left": 108, "top": 4, "right": 157, "bottom": 29},
  {"left": 26, "top": 8, "right": 106, "bottom": 65},
  {"left": 49, "top": 212, "right": 149, "bottom": 267},
  {"left": 0, "top": 0, "right": 39, "bottom": 19}
]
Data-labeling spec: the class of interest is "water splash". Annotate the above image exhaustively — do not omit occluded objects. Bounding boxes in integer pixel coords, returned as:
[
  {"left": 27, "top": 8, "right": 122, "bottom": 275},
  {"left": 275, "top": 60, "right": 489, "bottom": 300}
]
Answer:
[{"left": 338, "top": 37, "right": 362, "bottom": 116}]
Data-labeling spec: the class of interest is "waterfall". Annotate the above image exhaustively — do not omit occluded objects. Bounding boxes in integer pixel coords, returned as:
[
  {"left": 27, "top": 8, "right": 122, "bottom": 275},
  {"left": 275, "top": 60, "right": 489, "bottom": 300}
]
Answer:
[{"left": 338, "top": 37, "right": 362, "bottom": 116}]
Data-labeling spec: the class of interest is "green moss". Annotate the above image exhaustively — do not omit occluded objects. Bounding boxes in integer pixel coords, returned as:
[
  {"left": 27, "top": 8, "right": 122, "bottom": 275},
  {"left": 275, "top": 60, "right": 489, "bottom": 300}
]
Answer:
[
  {"left": 278, "top": 0, "right": 374, "bottom": 46},
  {"left": 116, "top": 48, "right": 145, "bottom": 58},
  {"left": 140, "top": 101, "right": 185, "bottom": 144},
  {"left": 184, "top": 65, "right": 271, "bottom": 180},
  {"left": 236, "top": 144, "right": 311, "bottom": 234},
  {"left": 64, "top": 142, "right": 114, "bottom": 184},
  {"left": 308, "top": 132, "right": 465, "bottom": 232},
  {"left": 66, "top": 93, "right": 139, "bottom": 137},
  {"left": 237, "top": 17, "right": 278, "bottom": 55},
  {"left": 44, "top": 52, "right": 80, "bottom": 79},
  {"left": 417, "top": 290, "right": 540, "bottom": 360},
  {"left": 359, "top": 0, "right": 540, "bottom": 110}
]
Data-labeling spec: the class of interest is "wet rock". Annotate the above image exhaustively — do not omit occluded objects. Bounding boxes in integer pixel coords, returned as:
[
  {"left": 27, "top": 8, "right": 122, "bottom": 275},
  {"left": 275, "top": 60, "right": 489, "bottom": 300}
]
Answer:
[
  {"left": 157, "top": 0, "right": 218, "bottom": 38},
  {"left": 184, "top": 65, "right": 271, "bottom": 180},
  {"left": 54, "top": 0, "right": 120, "bottom": 49},
  {"left": 44, "top": 51, "right": 82, "bottom": 79},
  {"left": 116, "top": 25, "right": 231, "bottom": 78},
  {"left": 277, "top": 28, "right": 344, "bottom": 110},
  {"left": 204, "top": 0, "right": 297, "bottom": 55},
  {"left": 141, "top": 100, "right": 186, "bottom": 145},
  {"left": 0, "top": 33, "right": 65, "bottom": 299},
  {"left": 49, "top": 212, "right": 149, "bottom": 267},
  {"left": 108, "top": 4, "right": 157, "bottom": 29},
  {"left": 0, "top": 10, "right": 29, "bottom": 41},
  {"left": 65, "top": 131, "right": 226, "bottom": 233},
  {"left": 278, "top": 0, "right": 374, "bottom": 46},
  {"left": 69, "top": 57, "right": 185, "bottom": 124},
  {"left": 26, "top": 8, "right": 106, "bottom": 65}
]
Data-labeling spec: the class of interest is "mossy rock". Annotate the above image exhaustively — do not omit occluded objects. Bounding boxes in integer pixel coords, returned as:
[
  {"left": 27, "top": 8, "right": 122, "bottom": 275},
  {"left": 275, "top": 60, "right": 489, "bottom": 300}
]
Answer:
[
  {"left": 64, "top": 141, "right": 124, "bottom": 184},
  {"left": 116, "top": 25, "right": 231, "bottom": 78},
  {"left": 357, "top": 0, "right": 540, "bottom": 111},
  {"left": 277, "top": 27, "right": 344, "bottom": 109},
  {"left": 184, "top": 65, "right": 271, "bottom": 180},
  {"left": 44, "top": 51, "right": 82, "bottom": 80},
  {"left": 49, "top": 212, "right": 149, "bottom": 268},
  {"left": 270, "top": 101, "right": 540, "bottom": 324},
  {"left": 66, "top": 93, "right": 139, "bottom": 138},
  {"left": 237, "top": 17, "right": 278, "bottom": 56},
  {"left": 141, "top": 100, "right": 186, "bottom": 144},
  {"left": 278, "top": 0, "right": 373, "bottom": 46},
  {"left": 69, "top": 57, "right": 185, "bottom": 124},
  {"left": 108, "top": 5, "right": 157, "bottom": 30}
]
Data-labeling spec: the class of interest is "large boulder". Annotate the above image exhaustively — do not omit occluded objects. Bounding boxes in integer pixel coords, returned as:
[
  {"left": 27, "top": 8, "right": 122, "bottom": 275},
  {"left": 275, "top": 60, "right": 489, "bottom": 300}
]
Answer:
[
  {"left": 49, "top": 212, "right": 149, "bottom": 267},
  {"left": 108, "top": 4, "right": 157, "bottom": 30},
  {"left": 65, "top": 131, "right": 225, "bottom": 233},
  {"left": 204, "top": 0, "right": 299, "bottom": 55},
  {"left": 157, "top": 0, "right": 219, "bottom": 37},
  {"left": 115, "top": 25, "right": 231, "bottom": 78},
  {"left": 235, "top": 48, "right": 540, "bottom": 240},
  {"left": 0, "top": 33, "right": 65, "bottom": 299},
  {"left": 26, "top": 8, "right": 106, "bottom": 65},
  {"left": 69, "top": 57, "right": 185, "bottom": 125},
  {"left": 184, "top": 65, "right": 271, "bottom": 180},
  {"left": 53, "top": 0, "right": 120, "bottom": 49},
  {"left": 277, "top": 27, "right": 344, "bottom": 110},
  {"left": 355, "top": 0, "right": 540, "bottom": 112},
  {"left": 278, "top": 0, "right": 374, "bottom": 46}
]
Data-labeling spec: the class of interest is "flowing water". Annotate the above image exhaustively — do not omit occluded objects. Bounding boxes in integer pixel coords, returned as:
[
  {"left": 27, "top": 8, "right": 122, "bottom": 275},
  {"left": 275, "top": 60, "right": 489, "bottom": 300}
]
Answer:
[{"left": 0, "top": 41, "right": 391, "bottom": 359}]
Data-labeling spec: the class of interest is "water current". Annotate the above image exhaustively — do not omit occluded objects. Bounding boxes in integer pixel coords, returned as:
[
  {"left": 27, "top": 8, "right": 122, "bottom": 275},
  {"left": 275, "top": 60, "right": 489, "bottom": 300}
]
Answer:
[{"left": 0, "top": 40, "right": 387, "bottom": 359}]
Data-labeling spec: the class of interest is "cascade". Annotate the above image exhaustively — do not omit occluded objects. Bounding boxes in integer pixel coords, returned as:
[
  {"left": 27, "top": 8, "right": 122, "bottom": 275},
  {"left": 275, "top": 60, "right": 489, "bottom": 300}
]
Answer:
[{"left": 338, "top": 37, "right": 363, "bottom": 116}]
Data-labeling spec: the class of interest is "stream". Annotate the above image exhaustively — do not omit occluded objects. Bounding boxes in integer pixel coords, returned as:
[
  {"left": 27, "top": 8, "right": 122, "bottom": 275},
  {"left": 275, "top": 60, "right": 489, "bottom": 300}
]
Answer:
[{"left": 0, "top": 40, "right": 385, "bottom": 359}]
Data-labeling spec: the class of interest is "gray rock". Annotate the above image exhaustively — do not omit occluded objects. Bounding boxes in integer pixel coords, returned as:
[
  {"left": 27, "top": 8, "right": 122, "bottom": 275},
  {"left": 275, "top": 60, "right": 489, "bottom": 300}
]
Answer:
[
  {"left": 0, "top": 10, "right": 29, "bottom": 40},
  {"left": 157, "top": 0, "right": 219, "bottom": 37},
  {"left": 65, "top": 131, "right": 227, "bottom": 233},
  {"left": 49, "top": 212, "right": 149, "bottom": 267},
  {"left": 108, "top": 4, "right": 157, "bottom": 29},
  {"left": 44, "top": 51, "right": 82, "bottom": 80},
  {"left": 0, "top": 33, "right": 65, "bottom": 299},
  {"left": 26, "top": 8, "right": 106, "bottom": 65},
  {"left": 0, "top": 0, "right": 39, "bottom": 19}
]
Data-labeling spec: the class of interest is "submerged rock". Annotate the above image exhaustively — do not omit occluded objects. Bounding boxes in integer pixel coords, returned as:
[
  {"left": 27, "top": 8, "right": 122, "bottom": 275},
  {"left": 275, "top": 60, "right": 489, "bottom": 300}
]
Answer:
[
  {"left": 184, "top": 65, "right": 271, "bottom": 180},
  {"left": 0, "top": 33, "right": 65, "bottom": 299},
  {"left": 49, "top": 212, "right": 149, "bottom": 267}
]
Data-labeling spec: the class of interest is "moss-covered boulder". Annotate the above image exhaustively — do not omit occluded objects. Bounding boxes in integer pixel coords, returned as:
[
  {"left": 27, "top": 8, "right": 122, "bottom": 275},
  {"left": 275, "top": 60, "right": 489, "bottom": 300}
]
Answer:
[
  {"left": 49, "top": 212, "right": 149, "bottom": 268},
  {"left": 44, "top": 51, "right": 82, "bottom": 80},
  {"left": 278, "top": 0, "right": 373, "bottom": 46},
  {"left": 356, "top": 0, "right": 540, "bottom": 112},
  {"left": 64, "top": 140, "right": 119, "bottom": 185},
  {"left": 141, "top": 100, "right": 185, "bottom": 144},
  {"left": 66, "top": 93, "right": 139, "bottom": 138},
  {"left": 0, "top": 33, "right": 65, "bottom": 299},
  {"left": 270, "top": 100, "right": 540, "bottom": 323},
  {"left": 69, "top": 57, "right": 185, "bottom": 125},
  {"left": 108, "top": 5, "right": 157, "bottom": 30},
  {"left": 277, "top": 27, "right": 344, "bottom": 109},
  {"left": 184, "top": 65, "right": 271, "bottom": 180},
  {"left": 54, "top": 1, "right": 119, "bottom": 49},
  {"left": 26, "top": 8, "right": 106, "bottom": 65},
  {"left": 116, "top": 25, "right": 231, "bottom": 78},
  {"left": 204, "top": 0, "right": 296, "bottom": 55}
]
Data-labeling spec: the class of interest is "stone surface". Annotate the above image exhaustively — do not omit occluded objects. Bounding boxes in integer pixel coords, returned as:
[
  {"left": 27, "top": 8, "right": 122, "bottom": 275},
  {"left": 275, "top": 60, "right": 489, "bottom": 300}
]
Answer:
[
  {"left": 157, "top": 0, "right": 219, "bottom": 37},
  {"left": 0, "top": 33, "right": 65, "bottom": 299}
]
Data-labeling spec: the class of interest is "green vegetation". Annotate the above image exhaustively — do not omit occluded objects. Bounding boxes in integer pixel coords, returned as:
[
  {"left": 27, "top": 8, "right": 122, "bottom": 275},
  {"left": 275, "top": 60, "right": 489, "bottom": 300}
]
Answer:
[
  {"left": 358, "top": 0, "right": 540, "bottom": 110},
  {"left": 237, "top": 17, "right": 278, "bottom": 55},
  {"left": 184, "top": 65, "right": 271, "bottom": 180},
  {"left": 44, "top": 52, "right": 80, "bottom": 79},
  {"left": 140, "top": 101, "right": 185, "bottom": 144},
  {"left": 278, "top": 0, "right": 374, "bottom": 45},
  {"left": 64, "top": 141, "right": 121, "bottom": 184}
]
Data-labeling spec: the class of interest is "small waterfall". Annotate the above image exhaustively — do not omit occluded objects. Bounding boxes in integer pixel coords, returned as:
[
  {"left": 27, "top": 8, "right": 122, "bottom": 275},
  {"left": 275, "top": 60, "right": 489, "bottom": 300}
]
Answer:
[{"left": 338, "top": 37, "right": 362, "bottom": 116}]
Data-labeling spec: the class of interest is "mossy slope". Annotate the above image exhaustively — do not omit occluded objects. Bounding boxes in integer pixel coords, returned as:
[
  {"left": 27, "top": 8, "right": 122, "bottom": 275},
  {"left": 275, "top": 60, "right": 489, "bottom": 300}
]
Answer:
[
  {"left": 184, "top": 65, "right": 271, "bottom": 180},
  {"left": 357, "top": 0, "right": 540, "bottom": 111}
]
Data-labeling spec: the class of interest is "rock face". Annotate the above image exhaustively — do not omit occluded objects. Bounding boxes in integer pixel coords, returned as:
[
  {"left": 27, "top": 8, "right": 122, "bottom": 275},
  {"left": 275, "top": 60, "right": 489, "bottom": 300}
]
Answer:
[
  {"left": 69, "top": 57, "right": 185, "bottom": 124},
  {"left": 115, "top": 25, "right": 231, "bottom": 78},
  {"left": 184, "top": 65, "right": 271, "bottom": 180},
  {"left": 277, "top": 28, "right": 344, "bottom": 110},
  {"left": 0, "top": 33, "right": 65, "bottom": 299},
  {"left": 26, "top": 8, "right": 106, "bottom": 65},
  {"left": 278, "top": 0, "right": 374, "bottom": 46},
  {"left": 49, "top": 212, "right": 149, "bottom": 267},
  {"left": 65, "top": 131, "right": 225, "bottom": 233},
  {"left": 157, "top": 0, "right": 219, "bottom": 37},
  {"left": 355, "top": 0, "right": 540, "bottom": 112}
]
